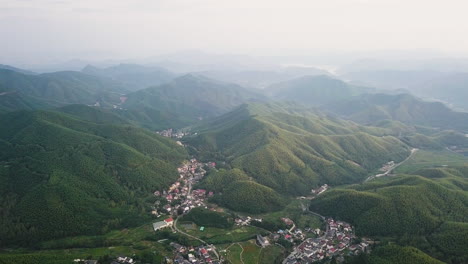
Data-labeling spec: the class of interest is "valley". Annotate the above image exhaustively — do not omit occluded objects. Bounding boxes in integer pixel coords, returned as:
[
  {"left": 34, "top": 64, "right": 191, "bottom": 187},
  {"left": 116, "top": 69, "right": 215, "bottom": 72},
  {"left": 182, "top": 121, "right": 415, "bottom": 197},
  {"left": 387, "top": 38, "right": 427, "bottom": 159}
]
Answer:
[{"left": 1, "top": 62, "right": 468, "bottom": 264}]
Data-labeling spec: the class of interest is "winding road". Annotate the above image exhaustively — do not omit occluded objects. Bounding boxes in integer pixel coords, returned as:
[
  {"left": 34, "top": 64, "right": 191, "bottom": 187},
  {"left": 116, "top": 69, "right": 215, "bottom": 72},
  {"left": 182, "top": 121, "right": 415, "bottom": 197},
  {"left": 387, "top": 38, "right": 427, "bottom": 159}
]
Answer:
[{"left": 364, "top": 148, "right": 418, "bottom": 182}]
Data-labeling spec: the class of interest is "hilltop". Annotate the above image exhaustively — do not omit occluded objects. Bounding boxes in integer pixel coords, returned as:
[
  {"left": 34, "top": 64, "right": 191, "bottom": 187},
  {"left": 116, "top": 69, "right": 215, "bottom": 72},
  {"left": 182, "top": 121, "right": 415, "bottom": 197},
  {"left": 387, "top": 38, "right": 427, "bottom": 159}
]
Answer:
[
  {"left": 268, "top": 75, "right": 372, "bottom": 106},
  {"left": 82, "top": 64, "right": 175, "bottom": 91},
  {"left": 122, "top": 74, "right": 266, "bottom": 127}
]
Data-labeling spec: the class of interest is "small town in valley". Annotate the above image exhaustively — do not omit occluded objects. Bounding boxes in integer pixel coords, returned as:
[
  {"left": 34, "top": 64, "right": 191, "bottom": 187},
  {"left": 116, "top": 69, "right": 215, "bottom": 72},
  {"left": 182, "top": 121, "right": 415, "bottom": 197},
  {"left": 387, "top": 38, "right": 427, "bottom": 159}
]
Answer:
[{"left": 149, "top": 129, "right": 371, "bottom": 264}]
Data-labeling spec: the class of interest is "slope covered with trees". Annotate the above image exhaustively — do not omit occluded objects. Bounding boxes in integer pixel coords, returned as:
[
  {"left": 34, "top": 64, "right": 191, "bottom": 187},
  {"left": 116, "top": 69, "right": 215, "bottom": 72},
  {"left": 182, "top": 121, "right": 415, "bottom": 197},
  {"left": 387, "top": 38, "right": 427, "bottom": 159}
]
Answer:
[
  {"left": 0, "top": 69, "right": 128, "bottom": 110},
  {"left": 310, "top": 167, "right": 468, "bottom": 263},
  {"left": 323, "top": 93, "right": 468, "bottom": 132},
  {"left": 0, "top": 107, "right": 186, "bottom": 246},
  {"left": 189, "top": 103, "right": 410, "bottom": 196},
  {"left": 122, "top": 74, "right": 266, "bottom": 126}
]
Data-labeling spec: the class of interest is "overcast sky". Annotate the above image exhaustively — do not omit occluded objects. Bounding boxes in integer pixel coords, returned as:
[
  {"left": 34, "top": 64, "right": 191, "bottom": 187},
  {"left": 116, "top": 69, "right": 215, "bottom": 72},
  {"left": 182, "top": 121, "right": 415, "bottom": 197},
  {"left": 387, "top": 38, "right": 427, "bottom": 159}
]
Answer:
[{"left": 1, "top": 0, "right": 468, "bottom": 64}]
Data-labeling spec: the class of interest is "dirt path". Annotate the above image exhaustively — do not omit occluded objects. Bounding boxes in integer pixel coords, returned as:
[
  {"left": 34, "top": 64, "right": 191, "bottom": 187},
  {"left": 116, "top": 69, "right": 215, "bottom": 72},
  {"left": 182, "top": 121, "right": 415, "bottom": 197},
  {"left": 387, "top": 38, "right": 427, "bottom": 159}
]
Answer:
[{"left": 237, "top": 243, "right": 245, "bottom": 264}]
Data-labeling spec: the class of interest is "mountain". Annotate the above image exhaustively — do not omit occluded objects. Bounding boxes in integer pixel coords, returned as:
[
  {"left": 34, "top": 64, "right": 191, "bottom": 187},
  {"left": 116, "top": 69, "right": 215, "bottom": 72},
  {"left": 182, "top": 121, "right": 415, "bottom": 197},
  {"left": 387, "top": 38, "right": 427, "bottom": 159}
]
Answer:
[
  {"left": 412, "top": 72, "right": 468, "bottom": 111},
  {"left": 341, "top": 70, "right": 446, "bottom": 91},
  {"left": 309, "top": 167, "right": 468, "bottom": 263},
  {"left": 122, "top": 74, "right": 266, "bottom": 128},
  {"left": 82, "top": 64, "right": 176, "bottom": 91},
  {"left": 0, "top": 64, "right": 36, "bottom": 75},
  {"left": 189, "top": 102, "right": 410, "bottom": 198},
  {"left": 0, "top": 107, "right": 186, "bottom": 246},
  {"left": 323, "top": 93, "right": 468, "bottom": 133},
  {"left": 268, "top": 75, "right": 373, "bottom": 106},
  {"left": 340, "top": 70, "right": 468, "bottom": 111},
  {"left": 0, "top": 69, "right": 128, "bottom": 109},
  {"left": 196, "top": 66, "right": 329, "bottom": 89}
]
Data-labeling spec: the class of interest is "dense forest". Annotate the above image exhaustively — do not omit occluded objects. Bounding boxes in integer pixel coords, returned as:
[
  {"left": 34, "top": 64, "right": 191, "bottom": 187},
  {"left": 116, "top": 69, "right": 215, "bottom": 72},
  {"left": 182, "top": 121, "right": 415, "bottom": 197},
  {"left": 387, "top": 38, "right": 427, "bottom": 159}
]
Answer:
[
  {"left": 0, "top": 107, "right": 186, "bottom": 246},
  {"left": 310, "top": 167, "right": 468, "bottom": 263},
  {"left": 189, "top": 103, "right": 410, "bottom": 195}
]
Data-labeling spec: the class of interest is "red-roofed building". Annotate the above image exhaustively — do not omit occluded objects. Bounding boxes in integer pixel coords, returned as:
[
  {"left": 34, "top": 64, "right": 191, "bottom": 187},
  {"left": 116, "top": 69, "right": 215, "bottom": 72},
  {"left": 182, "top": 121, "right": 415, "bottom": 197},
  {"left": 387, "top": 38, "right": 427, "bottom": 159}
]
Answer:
[{"left": 164, "top": 218, "right": 174, "bottom": 226}]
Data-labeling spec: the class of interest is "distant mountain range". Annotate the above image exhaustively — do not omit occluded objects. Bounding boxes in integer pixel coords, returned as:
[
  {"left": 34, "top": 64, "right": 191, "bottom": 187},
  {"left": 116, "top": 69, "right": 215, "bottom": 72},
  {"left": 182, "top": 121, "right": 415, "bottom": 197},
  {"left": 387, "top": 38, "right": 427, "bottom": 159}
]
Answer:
[
  {"left": 121, "top": 74, "right": 266, "bottom": 128},
  {"left": 82, "top": 63, "right": 176, "bottom": 91},
  {"left": 323, "top": 93, "right": 468, "bottom": 132},
  {"left": 267, "top": 75, "right": 373, "bottom": 106},
  {"left": 0, "top": 69, "right": 127, "bottom": 111},
  {"left": 342, "top": 70, "right": 468, "bottom": 111}
]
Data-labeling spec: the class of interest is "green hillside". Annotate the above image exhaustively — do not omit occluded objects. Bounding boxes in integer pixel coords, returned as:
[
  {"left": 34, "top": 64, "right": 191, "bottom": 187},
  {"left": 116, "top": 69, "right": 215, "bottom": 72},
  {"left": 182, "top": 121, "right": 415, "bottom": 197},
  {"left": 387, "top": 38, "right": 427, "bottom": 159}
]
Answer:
[
  {"left": 347, "top": 244, "right": 444, "bottom": 264},
  {"left": 0, "top": 107, "right": 186, "bottom": 246},
  {"left": 324, "top": 93, "right": 468, "bottom": 132},
  {"left": 309, "top": 171, "right": 468, "bottom": 236},
  {"left": 310, "top": 167, "right": 468, "bottom": 263},
  {"left": 122, "top": 74, "right": 266, "bottom": 126},
  {"left": 269, "top": 75, "right": 371, "bottom": 106},
  {"left": 189, "top": 103, "right": 410, "bottom": 196},
  {"left": 217, "top": 180, "right": 285, "bottom": 213},
  {"left": 0, "top": 69, "right": 127, "bottom": 109}
]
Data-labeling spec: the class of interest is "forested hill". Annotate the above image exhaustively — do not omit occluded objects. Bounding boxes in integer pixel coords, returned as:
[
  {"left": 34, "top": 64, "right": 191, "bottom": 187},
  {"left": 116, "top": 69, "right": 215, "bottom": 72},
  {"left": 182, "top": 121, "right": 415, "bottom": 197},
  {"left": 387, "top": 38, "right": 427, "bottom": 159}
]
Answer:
[
  {"left": 0, "top": 69, "right": 127, "bottom": 110},
  {"left": 310, "top": 167, "right": 468, "bottom": 263},
  {"left": 122, "top": 74, "right": 266, "bottom": 127},
  {"left": 188, "top": 103, "right": 410, "bottom": 195},
  {"left": 0, "top": 107, "right": 187, "bottom": 246},
  {"left": 323, "top": 93, "right": 468, "bottom": 132}
]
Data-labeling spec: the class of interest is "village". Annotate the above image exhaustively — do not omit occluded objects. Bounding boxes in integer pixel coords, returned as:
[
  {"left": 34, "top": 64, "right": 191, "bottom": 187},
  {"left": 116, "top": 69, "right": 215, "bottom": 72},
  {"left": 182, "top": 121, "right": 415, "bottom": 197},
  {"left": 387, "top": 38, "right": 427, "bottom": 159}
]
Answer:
[
  {"left": 282, "top": 218, "right": 372, "bottom": 264},
  {"left": 148, "top": 129, "right": 371, "bottom": 264},
  {"left": 150, "top": 157, "right": 221, "bottom": 264}
]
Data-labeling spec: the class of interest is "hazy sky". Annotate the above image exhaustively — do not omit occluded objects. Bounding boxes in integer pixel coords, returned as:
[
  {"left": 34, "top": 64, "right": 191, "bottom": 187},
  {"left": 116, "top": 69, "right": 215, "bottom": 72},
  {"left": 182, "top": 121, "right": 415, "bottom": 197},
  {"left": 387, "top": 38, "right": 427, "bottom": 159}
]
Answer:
[{"left": 1, "top": 0, "right": 468, "bottom": 64}]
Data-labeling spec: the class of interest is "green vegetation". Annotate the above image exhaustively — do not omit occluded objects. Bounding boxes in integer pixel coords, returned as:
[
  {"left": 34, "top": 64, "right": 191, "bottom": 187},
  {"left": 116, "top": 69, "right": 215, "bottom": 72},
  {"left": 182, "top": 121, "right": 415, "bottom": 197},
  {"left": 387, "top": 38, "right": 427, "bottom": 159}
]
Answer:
[
  {"left": 310, "top": 167, "right": 468, "bottom": 263},
  {"left": 395, "top": 149, "right": 468, "bottom": 174},
  {"left": 0, "top": 69, "right": 127, "bottom": 109},
  {"left": 346, "top": 244, "right": 444, "bottom": 264},
  {"left": 215, "top": 180, "right": 285, "bottom": 213},
  {"left": 190, "top": 102, "right": 410, "bottom": 196},
  {"left": 324, "top": 93, "right": 468, "bottom": 132},
  {"left": 0, "top": 107, "right": 186, "bottom": 246},
  {"left": 182, "top": 208, "right": 233, "bottom": 229},
  {"left": 123, "top": 74, "right": 266, "bottom": 126}
]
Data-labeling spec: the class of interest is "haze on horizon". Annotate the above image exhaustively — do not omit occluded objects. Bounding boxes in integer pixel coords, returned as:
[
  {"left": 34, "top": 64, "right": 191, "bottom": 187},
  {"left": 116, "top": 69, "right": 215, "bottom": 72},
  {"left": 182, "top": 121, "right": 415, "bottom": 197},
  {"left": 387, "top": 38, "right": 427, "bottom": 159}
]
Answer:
[{"left": 1, "top": 0, "right": 468, "bottom": 65}]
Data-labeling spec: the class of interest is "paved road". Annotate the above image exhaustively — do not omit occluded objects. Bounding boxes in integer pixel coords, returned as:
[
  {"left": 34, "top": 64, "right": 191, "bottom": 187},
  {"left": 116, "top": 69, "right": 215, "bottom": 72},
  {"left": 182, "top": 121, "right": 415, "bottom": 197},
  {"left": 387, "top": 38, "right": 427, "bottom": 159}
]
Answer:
[
  {"left": 364, "top": 148, "right": 418, "bottom": 182},
  {"left": 173, "top": 217, "right": 220, "bottom": 259}
]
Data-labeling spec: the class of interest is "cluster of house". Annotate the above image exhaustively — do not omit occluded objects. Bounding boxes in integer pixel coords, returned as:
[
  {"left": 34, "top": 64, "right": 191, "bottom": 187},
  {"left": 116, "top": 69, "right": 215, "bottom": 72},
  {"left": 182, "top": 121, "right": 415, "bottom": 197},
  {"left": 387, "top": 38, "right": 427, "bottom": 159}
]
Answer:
[
  {"left": 379, "top": 161, "right": 395, "bottom": 172},
  {"left": 156, "top": 128, "right": 189, "bottom": 139},
  {"left": 112, "top": 256, "right": 135, "bottom": 264},
  {"left": 171, "top": 242, "right": 220, "bottom": 264},
  {"left": 283, "top": 219, "right": 371, "bottom": 264},
  {"left": 311, "top": 184, "right": 329, "bottom": 196},
  {"left": 234, "top": 216, "right": 263, "bottom": 226},
  {"left": 151, "top": 159, "right": 216, "bottom": 218}
]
